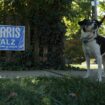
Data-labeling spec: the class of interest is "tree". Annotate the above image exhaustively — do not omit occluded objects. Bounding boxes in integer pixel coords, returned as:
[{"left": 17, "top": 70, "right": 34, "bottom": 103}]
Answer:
[
  {"left": 63, "top": 0, "right": 92, "bottom": 64},
  {"left": 0, "top": 0, "right": 72, "bottom": 69}
]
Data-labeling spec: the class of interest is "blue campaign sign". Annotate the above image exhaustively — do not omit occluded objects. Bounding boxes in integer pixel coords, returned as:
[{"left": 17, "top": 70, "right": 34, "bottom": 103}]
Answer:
[{"left": 0, "top": 25, "right": 25, "bottom": 51}]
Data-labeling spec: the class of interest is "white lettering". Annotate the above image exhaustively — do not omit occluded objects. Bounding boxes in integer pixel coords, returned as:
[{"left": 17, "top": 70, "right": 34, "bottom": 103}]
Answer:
[
  {"left": 0, "top": 27, "right": 5, "bottom": 37},
  {"left": 11, "top": 39, "right": 15, "bottom": 45},
  {"left": 6, "top": 27, "right": 12, "bottom": 38},
  {"left": 15, "top": 28, "right": 20, "bottom": 38},
  {"left": 0, "top": 39, "right": 15, "bottom": 45},
  {"left": 0, "top": 39, "right": 5, "bottom": 45},
  {"left": 0, "top": 26, "right": 21, "bottom": 38}
]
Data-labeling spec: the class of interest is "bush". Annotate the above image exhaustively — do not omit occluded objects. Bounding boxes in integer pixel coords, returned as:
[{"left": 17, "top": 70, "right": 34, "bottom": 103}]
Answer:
[
  {"left": 0, "top": 77, "right": 105, "bottom": 105},
  {"left": 64, "top": 39, "right": 84, "bottom": 64}
]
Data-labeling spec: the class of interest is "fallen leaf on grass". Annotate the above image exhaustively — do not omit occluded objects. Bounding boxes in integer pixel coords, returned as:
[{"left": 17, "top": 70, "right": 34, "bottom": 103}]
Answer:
[{"left": 6, "top": 92, "right": 17, "bottom": 102}]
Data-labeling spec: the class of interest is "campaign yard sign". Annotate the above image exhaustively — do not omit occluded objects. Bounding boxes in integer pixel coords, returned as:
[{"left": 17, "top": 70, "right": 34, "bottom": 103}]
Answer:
[{"left": 0, "top": 25, "right": 25, "bottom": 51}]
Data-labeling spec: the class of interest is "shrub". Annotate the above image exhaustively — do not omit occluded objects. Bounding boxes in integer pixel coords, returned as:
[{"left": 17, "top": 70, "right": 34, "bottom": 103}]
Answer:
[{"left": 0, "top": 77, "right": 105, "bottom": 105}]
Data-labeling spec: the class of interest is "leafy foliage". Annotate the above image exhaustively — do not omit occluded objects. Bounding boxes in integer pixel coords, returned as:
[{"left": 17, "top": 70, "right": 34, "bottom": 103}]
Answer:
[
  {"left": 0, "top": 77, "right": 105, "bottom": 105},
  {"left": 0, "top": 0, "right": 105, "bottom": 68},
  {"left": 98, "top": 2, "right": 105, "bottom": 35},
  {"left": 0, "top": 0, "right": 72, "bottom": 69},
  {"left": 64, "top": 0, "right": 92, "bottom": 63}
]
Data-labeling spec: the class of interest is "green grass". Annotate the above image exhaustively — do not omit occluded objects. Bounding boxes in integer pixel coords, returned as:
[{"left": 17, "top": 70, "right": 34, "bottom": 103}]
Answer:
[
  {"left": 70, "top": 59, "right": 98, "bottom": 70},
  {"left": 0, "top": 77, "right": 105, "bottom": 105},
  {"left": 70, "top": 64, "right": 97, "bottom": 69}
]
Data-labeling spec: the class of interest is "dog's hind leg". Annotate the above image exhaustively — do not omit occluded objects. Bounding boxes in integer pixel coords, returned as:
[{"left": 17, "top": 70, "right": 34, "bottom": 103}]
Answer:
[
  {"left": 102, "top": 55, "right": 105, "bottom": 77},
  {"left": 84, "top": 55, "right": 90, "bottom": 78}
]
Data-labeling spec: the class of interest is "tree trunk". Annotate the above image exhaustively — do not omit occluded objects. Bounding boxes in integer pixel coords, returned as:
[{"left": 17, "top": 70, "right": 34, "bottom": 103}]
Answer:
[
  {"left": 25, "top": 21, "right": 31, "bottom": 50},
  {"left": 32, "top": 27, "right": 39, "bottom": 65}
]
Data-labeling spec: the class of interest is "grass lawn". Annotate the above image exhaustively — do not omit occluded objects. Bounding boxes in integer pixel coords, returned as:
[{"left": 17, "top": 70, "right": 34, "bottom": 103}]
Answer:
[
  {"left": 70, "top": 59, "right": 98, "bottom": 70},
  {"left": 0, "top": 77, "right": 105, "bottom": 105},
  {"left": 70, "top": 64, "right": 97, "bottom": 70}
]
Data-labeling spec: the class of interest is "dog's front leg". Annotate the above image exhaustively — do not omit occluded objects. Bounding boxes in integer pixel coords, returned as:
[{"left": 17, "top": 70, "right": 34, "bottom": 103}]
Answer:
[
  {"left": 97, "top": 55, "right": 102, "bottom": 82},
  {"left": 84, "top": 56, "right": 90, "bottom": 78}
]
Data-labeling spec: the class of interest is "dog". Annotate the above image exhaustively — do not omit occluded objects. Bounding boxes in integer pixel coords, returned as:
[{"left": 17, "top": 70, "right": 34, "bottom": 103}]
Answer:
[{"left": 78, "top": 19, "right": 105, "bottom": 82}]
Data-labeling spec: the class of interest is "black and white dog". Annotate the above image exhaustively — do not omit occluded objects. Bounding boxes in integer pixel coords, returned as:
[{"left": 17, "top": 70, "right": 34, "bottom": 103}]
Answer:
[{"left": 78, "top": 18, "right": 105, "bottom": 82}]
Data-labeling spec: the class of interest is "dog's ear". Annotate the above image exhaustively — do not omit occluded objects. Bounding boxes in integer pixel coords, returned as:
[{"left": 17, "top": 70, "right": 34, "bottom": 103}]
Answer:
[
  {"left": 78, "top": 19, "right": 87, "bottom": 26},
  {"left": 92, "top": 20, "right": 101, "bottom": 28},
  {"left": 95, "top": 20, "right": 102, "bottom": 27},
  {"left": 78, "top": 21, "right": 83, "bottom": 26}
]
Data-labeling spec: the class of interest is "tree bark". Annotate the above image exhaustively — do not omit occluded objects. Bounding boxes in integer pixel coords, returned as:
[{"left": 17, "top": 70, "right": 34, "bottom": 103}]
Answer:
[
  {"left": 25, "top": 21, "right": 31, "bottom": 50},
  {"left": 32, "top": 27, "right": 39, "bottom": 64}
]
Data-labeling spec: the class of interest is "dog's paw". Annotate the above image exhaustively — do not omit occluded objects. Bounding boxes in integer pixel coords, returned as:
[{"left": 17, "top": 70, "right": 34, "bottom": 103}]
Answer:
[
  {"left": 102, "top": 73, "right": 105, "bottom": 77},
  {"left": 96, "top": 78, "right": 102, "bottom": 82},
  {"left": 102, "top": 71, "right": 105, "bottom": 77}
]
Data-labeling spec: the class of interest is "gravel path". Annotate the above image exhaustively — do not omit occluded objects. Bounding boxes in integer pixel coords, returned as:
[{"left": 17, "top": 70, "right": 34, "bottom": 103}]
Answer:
[
  {"left": 0, "top": 70, "right": 98, "bottom": 78},
  {"left": 0, "top": 70, "right": 105, "bottom": 82}
]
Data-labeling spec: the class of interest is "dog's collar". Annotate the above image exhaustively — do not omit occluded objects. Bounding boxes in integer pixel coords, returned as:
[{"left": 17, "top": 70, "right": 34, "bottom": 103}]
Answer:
[
  {"left": 82, "top": 37, "right": 96, "bottom": 44},
  {"left": 81, "top": 31, "right": 97, "bottom": 44}
]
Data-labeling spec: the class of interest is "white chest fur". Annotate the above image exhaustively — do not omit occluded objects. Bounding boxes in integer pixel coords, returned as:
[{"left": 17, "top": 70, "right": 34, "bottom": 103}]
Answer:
[{"left": 82, "top": 40, "right": 101, "bottom": 57}]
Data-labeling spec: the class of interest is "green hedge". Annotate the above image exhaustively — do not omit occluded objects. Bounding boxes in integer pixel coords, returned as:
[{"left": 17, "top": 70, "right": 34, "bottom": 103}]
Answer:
[{"left": 0, "top": 77, "right": 105, "bottom": 105}]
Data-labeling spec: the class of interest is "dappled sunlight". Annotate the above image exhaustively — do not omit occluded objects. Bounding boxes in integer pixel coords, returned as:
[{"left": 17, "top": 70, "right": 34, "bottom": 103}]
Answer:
[
  {"left": 42, "top": 97, "right": 52, "bottom": 105},
  {"left": 71, "top": 64, "right": 98, "bottom": 70},
  {"left": 70, "top": 59, "right": 99, "bottom": 70},
  {"left": 31, "top": 79, "right": 40, "bottom": 85}
]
